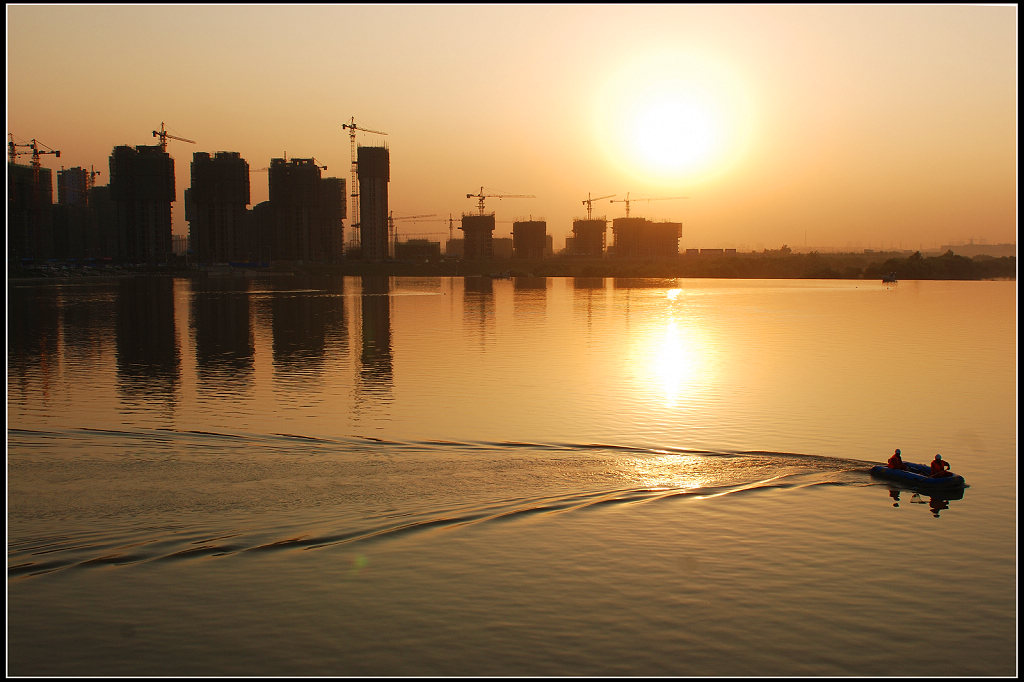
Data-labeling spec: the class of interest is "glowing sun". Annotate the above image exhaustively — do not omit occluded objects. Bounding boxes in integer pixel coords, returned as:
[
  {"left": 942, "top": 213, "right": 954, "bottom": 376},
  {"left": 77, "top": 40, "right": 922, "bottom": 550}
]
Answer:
[{"left": 594, "top": 49, "right": 753, "bottom": 186}]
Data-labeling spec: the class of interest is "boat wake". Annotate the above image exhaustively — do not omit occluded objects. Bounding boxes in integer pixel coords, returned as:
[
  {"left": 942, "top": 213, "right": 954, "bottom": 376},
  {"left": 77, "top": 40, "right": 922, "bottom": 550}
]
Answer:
[{"left": 8, "top": 427, "right": 886, "bottom": 580}]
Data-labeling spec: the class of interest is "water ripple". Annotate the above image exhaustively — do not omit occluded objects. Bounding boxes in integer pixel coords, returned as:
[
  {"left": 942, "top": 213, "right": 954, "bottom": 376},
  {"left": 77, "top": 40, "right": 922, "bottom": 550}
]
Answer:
[{"left": 8, "top": 468, "right": 867, "bottom": 580}]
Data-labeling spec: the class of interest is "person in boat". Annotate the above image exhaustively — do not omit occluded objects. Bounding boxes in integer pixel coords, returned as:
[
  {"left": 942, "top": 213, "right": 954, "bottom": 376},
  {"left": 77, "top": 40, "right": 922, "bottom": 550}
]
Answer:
[
  {"left": 930, "top": 453, "right": 952, "bottom": 478},
  {"left": 887, "top": 448, "right": 908, "bottom": 470}
]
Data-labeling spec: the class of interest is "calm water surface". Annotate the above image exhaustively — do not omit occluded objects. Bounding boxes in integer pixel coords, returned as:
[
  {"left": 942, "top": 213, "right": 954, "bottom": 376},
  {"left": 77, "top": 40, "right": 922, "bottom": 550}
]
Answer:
[{"left": 7, "top": 276, "right": 1017, "bottom": 676}]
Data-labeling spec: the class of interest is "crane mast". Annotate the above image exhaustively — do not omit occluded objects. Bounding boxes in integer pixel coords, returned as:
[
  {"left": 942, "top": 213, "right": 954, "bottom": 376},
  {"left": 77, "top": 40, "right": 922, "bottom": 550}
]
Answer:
[
  {"left": 582, "top": 193, "right": 615, "bottom": 220},
  {"left": 152, "top": 122, "right": 195, "bottom": 153},
  {"left": 340, "top": 116, "right": 387, "bottom": 250}
]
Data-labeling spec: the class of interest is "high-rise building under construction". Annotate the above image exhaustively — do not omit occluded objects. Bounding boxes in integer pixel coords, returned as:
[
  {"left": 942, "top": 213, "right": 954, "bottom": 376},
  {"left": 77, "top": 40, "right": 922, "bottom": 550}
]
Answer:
[
  {"left": 512, "top": 220, "right": 547, "bottom": 259},
  {"left": 187, "top": 151, "right": 250, "bottom": 263},
  {"left": 357, "top": 145, "right": 389, "bottom": 261},
  {"left": 7, "top": 162, "right": 54, "bottom": 262},
  {"left": 109, "top": 144, "right": 175, "bottom": 263},
  {"left": 570, "top": 218, "right": 608, "bottom": 257},
  {"left": 57, "top": 167, "right": 89, "bottom": 207},
  {"left": 54, "top": 167, "right": 91, "bottom": 260},
  {"left": 611, "top": 217, "right": 682, "bottom": 258},
  {"left": 267, "top": 157, "right": 345, "bottom": 263},
  {"left": 460, "top": 213, "right": 496, "bottom": 259}
]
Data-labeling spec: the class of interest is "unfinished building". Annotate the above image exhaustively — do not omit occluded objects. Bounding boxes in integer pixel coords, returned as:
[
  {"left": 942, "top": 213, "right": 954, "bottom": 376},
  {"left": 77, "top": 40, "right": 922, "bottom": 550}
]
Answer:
[
  {"left": 460, "top": 213, "right": 496, "bottom": 259},
  {"left": 109, "top": 144, "right": 175, "bottom": 263},
  {"left": 187, "top": 151, "right": 250, "bottom": 263},
  {"left": 53, "top": 167, "right": 90, "bottom": 260},
  {"left": 357, "top": 145, "right": 390, "bottom": 262},
  {"left": 570, "top": 218, "right": 608, "bottom": 257},
  {"left": 512, "top": 219, "right": 547, "bottom": 259},
  {"left": 268, "top": 157, "right": 321, "bottom": 262},
  {"left": 8, "top": 162, "right": 54, "bottom": 262},
  {"left": 265, "top": 157, "right": 344, "bottom": 263},
  {"left": 611, "top": 217, "right": 682, "bottom": 258},
  {"left": 318, "top": 176, "right": 346, "bottom": 264}
]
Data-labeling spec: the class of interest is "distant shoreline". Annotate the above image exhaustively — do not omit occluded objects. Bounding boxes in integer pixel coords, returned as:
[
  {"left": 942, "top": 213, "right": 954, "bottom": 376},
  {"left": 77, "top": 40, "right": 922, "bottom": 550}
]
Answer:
[{"left": 7, "top": 249, "right": 1016, "bottom": 283}]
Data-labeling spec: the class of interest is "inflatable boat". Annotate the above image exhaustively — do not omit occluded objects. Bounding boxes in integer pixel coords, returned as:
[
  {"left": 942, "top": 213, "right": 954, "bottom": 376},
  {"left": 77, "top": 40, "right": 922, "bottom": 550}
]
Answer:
[{"left": 870, "top": 461, "right": 965, "bottom": 489}]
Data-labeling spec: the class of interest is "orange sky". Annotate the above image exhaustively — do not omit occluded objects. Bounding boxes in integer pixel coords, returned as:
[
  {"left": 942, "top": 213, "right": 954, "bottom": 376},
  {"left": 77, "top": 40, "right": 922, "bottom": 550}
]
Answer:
[{"left": 7, "top": 4, "right": 1017, "bottom": 251}]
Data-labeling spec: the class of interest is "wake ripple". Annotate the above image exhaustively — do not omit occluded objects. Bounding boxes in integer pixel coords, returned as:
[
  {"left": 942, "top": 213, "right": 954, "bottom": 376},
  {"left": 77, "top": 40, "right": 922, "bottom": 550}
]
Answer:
[
  {"left": 9, "top": 426, "right": 879, "bottom": 580},
  {"left": 8, "top": 470, "right": 865, "bottom": 580}
]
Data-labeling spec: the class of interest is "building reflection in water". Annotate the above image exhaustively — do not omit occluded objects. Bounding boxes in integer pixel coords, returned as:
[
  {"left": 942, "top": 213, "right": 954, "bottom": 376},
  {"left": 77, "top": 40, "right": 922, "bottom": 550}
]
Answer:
[
  {"left": 189, "top": 278, "right": 254, "bottom": 394},
  {"left": 512, "top": 276, "right": 547, "bottom": 321},
  {"left": 462, "top": 276, "right": 495, "bottom": 349},
  {"left": 115, "top": 277, "right": 180, "bottom": 417},
  {"left": 61, "top": 283, "right": 117, "bottom": 366},
  {"left": 7, "top": 284, "right": 62, "bottom": 401},
  {"left": 572, "top": 277, "right": 607, "bottom": 335},
  {"left": 268, "top": 275, "right": 346, "bottom": 388},
  {"left": 359, "top": 275, "right": 393, "bottom": 397}
]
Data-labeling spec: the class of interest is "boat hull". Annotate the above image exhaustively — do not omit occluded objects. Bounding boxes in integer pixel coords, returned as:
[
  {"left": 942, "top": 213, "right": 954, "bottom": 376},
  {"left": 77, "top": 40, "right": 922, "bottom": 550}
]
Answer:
[{"left": 870, "top": 462, "right": 965, "bottom": 489}]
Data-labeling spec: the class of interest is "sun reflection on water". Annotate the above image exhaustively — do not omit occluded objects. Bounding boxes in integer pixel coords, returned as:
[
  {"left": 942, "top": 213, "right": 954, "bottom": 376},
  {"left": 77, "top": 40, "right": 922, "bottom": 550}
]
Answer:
[
  {"left": 632, "top": 288, "right": 715, "bottom": 409},
  {"left": 621, "top": 453, "right": 720, "bottom": 491}
]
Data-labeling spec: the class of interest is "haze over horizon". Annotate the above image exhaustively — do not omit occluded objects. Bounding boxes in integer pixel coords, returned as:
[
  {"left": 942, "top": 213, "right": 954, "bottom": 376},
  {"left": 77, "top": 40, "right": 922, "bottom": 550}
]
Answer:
[{"left": 7, "top": 4, "right": 1017, "bottom": 252}]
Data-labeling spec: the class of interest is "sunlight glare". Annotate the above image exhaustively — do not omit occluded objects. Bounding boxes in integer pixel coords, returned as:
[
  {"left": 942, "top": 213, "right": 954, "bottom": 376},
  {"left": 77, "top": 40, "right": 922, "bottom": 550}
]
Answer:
[
  {"left": 593, "top": 47, "right": 754, "bottom": 187},
  {"left": 628, "top": 88, "right": 722, "bottom": 176},
  {"left": 653, "top": 319, "right": 698, "bottom": 408}
]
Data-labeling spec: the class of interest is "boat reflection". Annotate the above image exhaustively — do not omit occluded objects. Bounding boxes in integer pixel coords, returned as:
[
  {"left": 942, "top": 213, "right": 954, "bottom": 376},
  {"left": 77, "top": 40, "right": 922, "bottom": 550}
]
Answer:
[{"left": 884, "top": 484, "right": 965, "bottom": 517}]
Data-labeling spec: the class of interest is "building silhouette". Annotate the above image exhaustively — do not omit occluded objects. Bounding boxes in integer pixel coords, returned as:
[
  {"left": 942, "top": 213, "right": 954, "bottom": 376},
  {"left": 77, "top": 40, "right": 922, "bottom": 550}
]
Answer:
[
  {"left": 87, "top": 185, "right": 117, "bottom": 259},
  {"left": 109, "top": 144, "right": 175, "bottom": 263},
  {"left": 611, "top": 217, "right": 682, "bottom": 258},
  {"left": 186, "top": 151, "right": 250, "bottom": 264},
  {"left": 57, "top": 166, "right": 89, "bottom": 206},
  {"left": 267, "top": 157, "right": 345, "bottom": 264},
  {"left": 249, "top": 200, "right": 274, "bottom": 264},
  {"left": 8, "top": 162, "right": 54, "bottom": 262},
  {"left": 318, "top": 176, "right": 346, "bottom": 264},
  {"left": 445, "top": 237, "right": 464, "bottom": 258},
  {"left": 460, "top": 213, "right": 496, "bottom": 259},
  {"left": 395, "top": 238, "right": 441, "bottom": 262},
  {"left": 570, "top": 218, "right": 608, "bottom": 257},
  {"left": 512, "top": 219, "right": 547, "bottom": 259},
  {"left": 269, "top": 157, "right": 320, "bottom": 262},
  {"left": 357, "top": 146, "right": 390, "bottom": 262},
  {"left": 53, "top": 167, "right": 90, "bottom": 259}
]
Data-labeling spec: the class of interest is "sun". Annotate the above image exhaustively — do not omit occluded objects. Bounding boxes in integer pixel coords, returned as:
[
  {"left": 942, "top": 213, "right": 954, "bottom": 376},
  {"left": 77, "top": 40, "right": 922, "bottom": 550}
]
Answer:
[
  {"left": 627, "top": 88, "right": 722, "bottom": 176},
  {"left": 593, "top": 48, "right": 753, "bottom": 186}
]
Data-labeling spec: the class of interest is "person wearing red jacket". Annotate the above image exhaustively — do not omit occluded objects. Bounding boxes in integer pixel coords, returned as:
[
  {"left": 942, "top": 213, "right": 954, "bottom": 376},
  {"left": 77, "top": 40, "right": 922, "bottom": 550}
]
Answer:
[
  {"left": 887, "top": 448, "right": 908, "bottom": 470},
  {"left": 930, "top": 453, "right": 951, "bottom": 477}
]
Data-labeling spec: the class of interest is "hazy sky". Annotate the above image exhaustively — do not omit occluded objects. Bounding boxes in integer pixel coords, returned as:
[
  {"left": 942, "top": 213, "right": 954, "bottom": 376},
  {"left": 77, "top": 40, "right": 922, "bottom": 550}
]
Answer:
[{"left": 7, "top": 4, "right": 1017, "bottom": 250}]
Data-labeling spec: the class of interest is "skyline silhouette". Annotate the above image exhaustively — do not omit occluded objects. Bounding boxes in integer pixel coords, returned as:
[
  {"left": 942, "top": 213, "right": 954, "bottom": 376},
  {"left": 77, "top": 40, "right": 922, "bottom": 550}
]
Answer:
[{"left": 7, "top": 5, "right": 1017, "bottom": 252}]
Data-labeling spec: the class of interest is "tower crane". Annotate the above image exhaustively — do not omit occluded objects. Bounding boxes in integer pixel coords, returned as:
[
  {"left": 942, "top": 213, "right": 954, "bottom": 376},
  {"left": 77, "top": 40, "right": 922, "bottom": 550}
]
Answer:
[
  {"left": 8, "top": 136, "right": 61, "bottom": 168},
  {"left": 340, "top": 116, "right": 387, "bottom": 247},
  {"left": 8, "top": 137, "right": 61, "bottom": 207},
  {"left": 582, "top": 193, "right": 616, "bottom": 220},
  {"left": 30, "top": 139, "right": 62, "bottom": 167},
  {"left": 466, "top": 186, "right": 535, "bottom": 215},
  {"left": 610, "top": 192, "right": 687, "bottom": 218},
  {"left": 152, "top": 122, "right": 196, "bottom": 153},
  {"left": 8, "top": 133, "right": 29, "bottom": 163}
]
